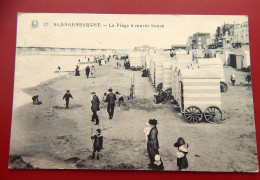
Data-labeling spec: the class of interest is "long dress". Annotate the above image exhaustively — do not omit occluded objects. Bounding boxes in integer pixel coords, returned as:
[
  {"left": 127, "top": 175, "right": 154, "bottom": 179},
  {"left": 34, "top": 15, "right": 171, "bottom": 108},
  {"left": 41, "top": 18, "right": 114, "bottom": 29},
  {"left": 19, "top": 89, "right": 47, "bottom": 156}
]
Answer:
[{"left": 147, "top": 127, "right": 159, "bottom": 164}]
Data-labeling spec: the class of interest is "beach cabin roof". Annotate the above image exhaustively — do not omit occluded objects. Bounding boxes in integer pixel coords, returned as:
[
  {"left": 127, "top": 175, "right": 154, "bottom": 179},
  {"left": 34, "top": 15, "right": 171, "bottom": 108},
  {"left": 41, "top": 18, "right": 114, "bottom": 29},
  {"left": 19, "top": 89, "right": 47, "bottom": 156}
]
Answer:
[{"left": 178, "top": 69, "right": 221, "bottom": 79}]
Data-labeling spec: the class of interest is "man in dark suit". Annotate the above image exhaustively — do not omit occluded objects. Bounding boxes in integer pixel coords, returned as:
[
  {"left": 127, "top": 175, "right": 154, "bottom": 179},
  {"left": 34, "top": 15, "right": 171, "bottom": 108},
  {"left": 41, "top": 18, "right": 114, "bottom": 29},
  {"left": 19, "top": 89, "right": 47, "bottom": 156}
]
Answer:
[
  {"left": 105, "top": 88, "right": 117, "bottom": 119},
  {"left": 86, "top": 65, "right": 90, "bottom": 78},
  {"left": 91, "top": 92, "right": 100, "bottom": 125}
]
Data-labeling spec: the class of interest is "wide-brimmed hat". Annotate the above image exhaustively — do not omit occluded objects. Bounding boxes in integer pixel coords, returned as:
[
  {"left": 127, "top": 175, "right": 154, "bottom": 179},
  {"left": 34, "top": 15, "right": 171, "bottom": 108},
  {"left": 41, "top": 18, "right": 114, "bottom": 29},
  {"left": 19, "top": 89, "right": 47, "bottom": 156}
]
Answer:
[
  {"left": 91, "top": 92, "right": 96, "bottom": 95},
  {"left": 174, "top": 137, "right": 185, "bottom": 147},
  {"left": 148, "top": 119, "right": 158, "bottom": 125}
]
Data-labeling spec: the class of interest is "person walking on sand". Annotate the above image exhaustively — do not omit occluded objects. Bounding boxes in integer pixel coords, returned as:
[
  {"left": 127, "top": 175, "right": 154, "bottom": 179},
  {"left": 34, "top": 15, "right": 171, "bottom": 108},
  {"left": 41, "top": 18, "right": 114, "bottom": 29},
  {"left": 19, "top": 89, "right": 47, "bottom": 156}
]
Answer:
[
  {"left": 91, "top": 65, "right": 96, "bottom": 78},
  {"left": 105, "top": 87, "right": 116, "bottom": 119},
  {"left": 91, "top": 92, "right": 100, "bottom": 125},
  {"left": 174, "top": 137, "right": 189, "bottom": 171},
  {"left": 75, "top": 65, "right": 80, "bottom": 76},
  {"left": 85, "top": 65, "right": 90, "bottom": 78},
  {"left": 147, "top": 119, "right": 159, "bottom": 168},
  {"left": 89, "top": 128, "right": 103, "bottom": 160},
  {"left": 63, "top": 90, "right": 73, "bottom": 108}
]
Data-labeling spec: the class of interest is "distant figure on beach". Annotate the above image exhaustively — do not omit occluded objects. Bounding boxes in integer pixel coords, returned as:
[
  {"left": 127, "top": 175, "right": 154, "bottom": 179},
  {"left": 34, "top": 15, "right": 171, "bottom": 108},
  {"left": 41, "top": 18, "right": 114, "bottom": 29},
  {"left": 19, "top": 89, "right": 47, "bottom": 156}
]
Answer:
[
  {"left": 98, "top": 59, "right": 101, "bottom": 66},
  {"left": 128, "top": 85, "right": 134, "bottom": 100},
  {"left": 150, "top": 154, "right": 164, "bottom": 170},
  {"left": 75, "top": 65, "right": 80, "bottom": 76},
  {"left": 91, "top": 92, "right": 100, "bottom": 125},
  {"left": 115, "top": 91, "right": 124, "bottom": 106},
  {"left": 246, "top": 74, "right": 251, "bottom": 84},
  {"left": 57, "top": 66, "right": 61, "bottom": 71},
  {"left": 90, "top": 128, "right": 103, "bottom": 160},
  {"left": 105, "top": 87, "right": 117, "bottom": 119},
  {"left": 91, "top": 65, "right": 96, "bottom": 78},
  {"left": 85, "top": 65, "right": 90, "bottom": 78},
  {"left": 88, "top": 58, "right": 90, "bottom": 62},
  {"left": 32, "top": 95, "right": 41, "bottom": 105},
  {"left": 147, "top": 119, "right": 159, "bottom": 169},
  {"left": 63, "top": 90, "right": 73, "bottom": 108},
  {"left": 174, "top": 137, "right": 189, "bottom": 171},
  {"left": 143, "top": 122, "right": 151, "bottom": 142},
  {"left": 78, "top": 59, "right": 80, "bottom": 63},
  {"left": 230, "top": 72, "right": 236, "bottom": 85}
]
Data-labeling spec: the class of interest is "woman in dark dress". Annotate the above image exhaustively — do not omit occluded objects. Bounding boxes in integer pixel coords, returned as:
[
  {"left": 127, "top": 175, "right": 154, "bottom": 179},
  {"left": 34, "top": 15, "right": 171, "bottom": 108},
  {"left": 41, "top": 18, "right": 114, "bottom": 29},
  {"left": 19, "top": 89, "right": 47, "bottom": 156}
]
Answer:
[{"left": 147, "top": 119, "right": 159, "bottom": 168}]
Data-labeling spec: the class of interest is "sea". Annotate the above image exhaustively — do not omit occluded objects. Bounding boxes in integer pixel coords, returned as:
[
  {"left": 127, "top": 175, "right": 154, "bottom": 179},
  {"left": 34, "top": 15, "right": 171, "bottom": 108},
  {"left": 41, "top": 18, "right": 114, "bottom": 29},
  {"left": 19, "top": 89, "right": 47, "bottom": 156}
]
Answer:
[{"left": 12, "top": 53, "right": 93, "bottom": 109}]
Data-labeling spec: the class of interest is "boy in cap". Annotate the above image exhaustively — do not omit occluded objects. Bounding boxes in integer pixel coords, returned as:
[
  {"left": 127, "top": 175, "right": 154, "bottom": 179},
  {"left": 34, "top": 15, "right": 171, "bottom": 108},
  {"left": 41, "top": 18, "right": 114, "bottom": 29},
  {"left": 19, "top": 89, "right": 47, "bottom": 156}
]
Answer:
[
  {"left": 91, "top": 92, "right": 100, "bottom": 125},
  {"left": 63, "top": 90, "right": 73, "bottom": 108},
  {"left": 105, "top": 87, "right": 116, "bottom": 119},
  {"left": 90, "top": 128, "right": 103, "bottom": 160}
]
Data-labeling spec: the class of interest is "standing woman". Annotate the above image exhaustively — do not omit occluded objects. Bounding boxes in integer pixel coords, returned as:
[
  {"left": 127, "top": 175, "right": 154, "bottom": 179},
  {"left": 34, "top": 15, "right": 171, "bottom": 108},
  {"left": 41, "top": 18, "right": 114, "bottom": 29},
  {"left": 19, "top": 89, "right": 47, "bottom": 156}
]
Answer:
[{"left": 147, "top": 119, "right": 159, "bottom": 168}]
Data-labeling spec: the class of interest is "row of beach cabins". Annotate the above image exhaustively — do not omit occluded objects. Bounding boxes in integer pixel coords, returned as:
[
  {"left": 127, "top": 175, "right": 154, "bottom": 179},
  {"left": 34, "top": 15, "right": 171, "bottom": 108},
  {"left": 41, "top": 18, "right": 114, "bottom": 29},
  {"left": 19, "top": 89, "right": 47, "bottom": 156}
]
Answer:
[{"left": 126, "top": 49, "right": 250, "bottom": 124}]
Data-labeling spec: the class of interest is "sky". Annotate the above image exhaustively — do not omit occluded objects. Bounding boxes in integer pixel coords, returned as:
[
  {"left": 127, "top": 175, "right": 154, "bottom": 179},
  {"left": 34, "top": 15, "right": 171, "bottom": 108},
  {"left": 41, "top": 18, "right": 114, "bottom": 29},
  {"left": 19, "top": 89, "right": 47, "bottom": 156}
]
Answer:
[{"left": 16, "top": 13, "right": 248, "bottom": 49}]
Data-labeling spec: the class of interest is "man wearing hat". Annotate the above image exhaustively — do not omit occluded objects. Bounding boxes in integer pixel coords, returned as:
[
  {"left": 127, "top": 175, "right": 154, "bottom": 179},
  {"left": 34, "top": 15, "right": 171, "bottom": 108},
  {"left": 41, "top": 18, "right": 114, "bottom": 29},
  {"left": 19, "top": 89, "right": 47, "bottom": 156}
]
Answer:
[
  {"left": 63, "top": 90, "right": 73, "bottom": 108},
  {"left": 90, "top": 128, "right": 103, "bottom": 160},
  {"left": 105, "top": 87, "right": 117, "bottom": 119},
  {"left": 147, "top": 119, "right": 159, "bottom": 168},
  {"left": 91, "top": 92, "right": 100, "bottom": 125}
]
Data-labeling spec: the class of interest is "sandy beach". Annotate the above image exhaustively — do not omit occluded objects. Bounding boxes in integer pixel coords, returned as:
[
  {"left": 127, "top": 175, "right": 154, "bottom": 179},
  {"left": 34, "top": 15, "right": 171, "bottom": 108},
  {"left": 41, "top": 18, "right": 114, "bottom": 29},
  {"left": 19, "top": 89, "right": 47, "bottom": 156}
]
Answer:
[{"left": 9, "top": 55, "right": 258, "bottom": 171}]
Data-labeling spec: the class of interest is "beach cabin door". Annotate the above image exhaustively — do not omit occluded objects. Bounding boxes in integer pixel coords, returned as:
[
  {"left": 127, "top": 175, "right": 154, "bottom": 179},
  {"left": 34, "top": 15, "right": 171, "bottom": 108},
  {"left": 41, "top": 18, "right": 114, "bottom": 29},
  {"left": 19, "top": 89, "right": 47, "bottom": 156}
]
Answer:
[{"left": 230, "top": 54, "right": 236, "bottom": 68}]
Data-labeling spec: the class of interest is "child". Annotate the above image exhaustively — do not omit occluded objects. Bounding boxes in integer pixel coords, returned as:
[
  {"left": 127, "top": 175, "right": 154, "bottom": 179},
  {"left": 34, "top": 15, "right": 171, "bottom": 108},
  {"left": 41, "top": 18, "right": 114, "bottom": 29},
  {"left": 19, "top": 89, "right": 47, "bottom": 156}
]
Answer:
[
  {"left": 174, "top": 137, "right": 189, "bottom": 171},
  {"left": 63, "top": 90, "right": 73, "bottom": 108},
  {"left": 150, "top": 154, "right": 164, "bottom": 170},
  {"left": 32, "top": 95, "right": 39, "bottom": 104},
  {"left": 143, "top": 122, "right": 151, "bottom": 142},
  {"left": 128, "top": 85, "right": 134, "bottom": 100},
  {"left": 230, "top": 73, "right": 236, "bottom": 85},
  {"left": 90, "top": 129, "right": 103, "bottom": 160},
  {"left": 102, "top": 93, "right": 107, "bottom": 101},
  {"left": 115, "top": 91, "right": 124, "bottom": 106}
]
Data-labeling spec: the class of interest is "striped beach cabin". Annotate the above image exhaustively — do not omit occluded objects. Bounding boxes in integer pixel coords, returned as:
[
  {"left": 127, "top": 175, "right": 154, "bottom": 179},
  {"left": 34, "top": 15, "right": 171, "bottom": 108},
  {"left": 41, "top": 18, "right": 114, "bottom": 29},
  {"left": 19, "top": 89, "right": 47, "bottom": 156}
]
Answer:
[
  {"left": 176, "top": 69, "right": 222, "bottom": 123},
  {"left": 197, "top": 58, "right": 227, "bottom": 92}
]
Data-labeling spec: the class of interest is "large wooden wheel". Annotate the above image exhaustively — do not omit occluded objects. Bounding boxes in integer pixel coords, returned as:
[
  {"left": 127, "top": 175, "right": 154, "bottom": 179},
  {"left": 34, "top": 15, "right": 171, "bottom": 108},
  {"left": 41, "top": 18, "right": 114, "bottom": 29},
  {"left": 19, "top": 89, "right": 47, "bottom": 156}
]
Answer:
[
  {"left": 220, "top": 82, "right": 228, "bottom": 92},
  {"left": 184, "top": 106, "right": 203, "bottom": 123},
  {"left": 203, "top": 106, "right": 222, "bottom": 123}
]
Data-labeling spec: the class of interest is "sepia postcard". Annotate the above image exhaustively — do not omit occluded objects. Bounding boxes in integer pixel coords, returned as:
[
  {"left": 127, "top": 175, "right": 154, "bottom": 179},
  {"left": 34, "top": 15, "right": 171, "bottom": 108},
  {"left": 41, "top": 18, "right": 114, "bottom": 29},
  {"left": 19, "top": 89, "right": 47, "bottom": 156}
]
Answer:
[{"left": 9, "top": 13, "right": 258, "bottom": 172}]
